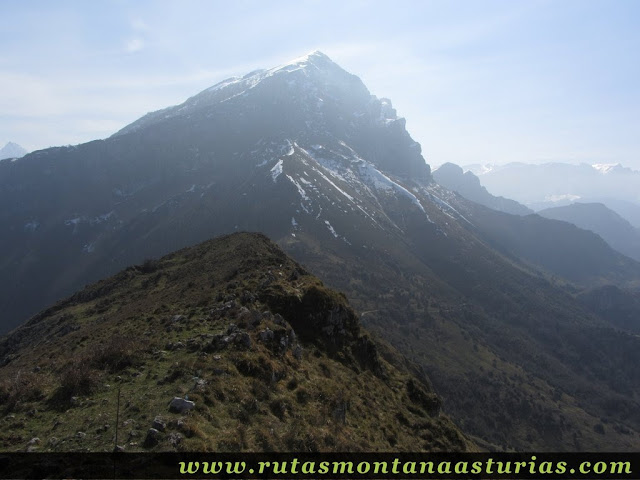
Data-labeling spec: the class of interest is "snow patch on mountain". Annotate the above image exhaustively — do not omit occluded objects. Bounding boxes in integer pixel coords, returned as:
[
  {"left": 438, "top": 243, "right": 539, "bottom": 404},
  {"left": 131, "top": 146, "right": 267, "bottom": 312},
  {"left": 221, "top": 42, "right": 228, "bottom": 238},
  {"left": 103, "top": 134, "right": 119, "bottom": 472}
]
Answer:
[
  {"left": 304, "top": 141, "right": 427, "bottom": 215},
  {"left": 286, "top": 175, "right": 310, "bottom": 201},
  {"left": 592, "top": 163, "right": 621, "bottom": 174},
  {"left": 64, "top": 217, "right": 82, "bottom": 234},
  {"left": 360, "top": 163, "right": 426, "bottom": 213},
  {"left": 24, "top": 220, "right": 39, "bottom": 232},
  {"left": 545, "top": 194, "right": 581, "bottom": 203},
  {"left": 253, "top": 139, "right": 295, "bottom": 168},
  {"left": 324, "top": 220, "right": 338, "bottom": 238},
  {"left": 270, "top": 159, "right": 283, "bottom": 182},
  {"left": 310, "top": 166, "right": 355, "bottom": 203},
  {"left": 197, "top": 52, "right": 330, "bottom": 108},
  {"left": 423, "top": 184, "right": 473, "bottom": 225}
]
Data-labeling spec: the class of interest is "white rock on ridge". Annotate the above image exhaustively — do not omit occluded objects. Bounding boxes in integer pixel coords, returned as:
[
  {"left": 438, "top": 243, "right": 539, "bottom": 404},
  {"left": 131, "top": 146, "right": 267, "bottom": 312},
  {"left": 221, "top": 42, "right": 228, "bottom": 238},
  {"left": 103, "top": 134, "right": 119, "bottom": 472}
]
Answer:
[{"left": 169, "top": 397, "right": 195, "bottom": 413}]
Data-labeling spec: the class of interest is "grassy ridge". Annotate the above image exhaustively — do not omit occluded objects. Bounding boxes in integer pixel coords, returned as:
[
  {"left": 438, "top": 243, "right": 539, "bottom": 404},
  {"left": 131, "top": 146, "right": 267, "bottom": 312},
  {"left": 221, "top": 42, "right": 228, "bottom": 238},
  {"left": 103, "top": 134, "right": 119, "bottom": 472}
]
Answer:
[{"left": 0, "top": 233, "right": 471, "bottom": 452}]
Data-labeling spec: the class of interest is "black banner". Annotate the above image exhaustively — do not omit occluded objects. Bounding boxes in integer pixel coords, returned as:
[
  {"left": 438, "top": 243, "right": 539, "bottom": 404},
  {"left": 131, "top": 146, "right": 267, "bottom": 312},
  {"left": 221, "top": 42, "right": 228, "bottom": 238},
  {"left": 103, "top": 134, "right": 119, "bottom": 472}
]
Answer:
[{"left": 0, "top": 452, "right": 638, "bottom": 479}]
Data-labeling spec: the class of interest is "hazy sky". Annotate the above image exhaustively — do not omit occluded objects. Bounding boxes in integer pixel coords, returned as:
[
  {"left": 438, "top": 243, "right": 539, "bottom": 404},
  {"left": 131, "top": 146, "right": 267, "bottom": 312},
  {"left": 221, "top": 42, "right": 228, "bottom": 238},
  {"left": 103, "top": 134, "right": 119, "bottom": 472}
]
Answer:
[{"left": 2, "top": 0, "right": 639, "bottom": 168}]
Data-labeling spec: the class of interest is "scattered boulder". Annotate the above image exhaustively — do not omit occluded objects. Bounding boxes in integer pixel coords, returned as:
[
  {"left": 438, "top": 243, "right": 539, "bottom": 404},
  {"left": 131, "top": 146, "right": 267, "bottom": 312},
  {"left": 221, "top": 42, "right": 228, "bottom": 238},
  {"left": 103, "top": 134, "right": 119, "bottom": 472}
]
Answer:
[
  {"left": 169, "top": 397, "right": 195, "bottom": 413},
  {"left": 249, "top": 310, "right": 262, "bottom": 327},
  {"left": 203, "top": 335, "right": 226, "bottom": 352},
  {"left": 186, "top": 338, "right": 201, "bottom": 351},
  {"left": 241, "top": 291, "right": 255, "bottom": 304},
  {"left": 143, "top": 428, "right": 161, "bottom": 448},
  {"left": 152, "top": 416, "right": 166, "bottom": 432},
  {"left": 238, "top": 307, "right": 251, "bottom": 322},
  {"left": 168, "top": 432, "right": 183, "bottom": 448},
  {"left": 259, "top": 328, "right": 274, "bottom": 342},
  {"left": 236, "top": 332, "right": 251, "bottom": 349},
  {"left": 95, "top": 424, "right": 110, "bottom": 433},
  {"left": 176, "top": 418, "right": 186, "bottom": 431},
  {"left": 203, "top": 327, "right": 251, "bottom": 352},
  {"left": 227, "top": 323, "right": 239, "bottom": 335},
  {"left": 193, "top": 377, "right": 207, "bottom": 391},
  {"left": 211, "top": 300, "right": 236, "bottom": 314}
]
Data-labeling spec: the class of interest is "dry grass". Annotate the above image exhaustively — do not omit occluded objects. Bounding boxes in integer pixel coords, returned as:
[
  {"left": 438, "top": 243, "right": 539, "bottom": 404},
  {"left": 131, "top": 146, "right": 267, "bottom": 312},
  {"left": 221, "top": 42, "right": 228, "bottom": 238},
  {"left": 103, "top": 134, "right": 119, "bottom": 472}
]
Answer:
[{"left": 0, "top": 370, "right": 45, "bottom": 412}]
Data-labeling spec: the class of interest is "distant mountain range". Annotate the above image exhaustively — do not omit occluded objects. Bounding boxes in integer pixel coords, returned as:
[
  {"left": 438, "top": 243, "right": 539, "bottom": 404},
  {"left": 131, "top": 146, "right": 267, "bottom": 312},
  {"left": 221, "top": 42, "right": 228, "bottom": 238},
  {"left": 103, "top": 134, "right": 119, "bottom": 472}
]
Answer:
[
  {"left": 465, "top": 162, "right": 640, "bottom": 227},
  {"left": 0, "top": 142, "right": 28, "bottom": 160},
  {"left": 435, "top": 162, "right": 640, "bottom": 262},
  {"left": 433, "top": 163, "right": 532, "bottom": 215},
  {"left": 2, "top": 51, "right": 640, "bottom": 451}
]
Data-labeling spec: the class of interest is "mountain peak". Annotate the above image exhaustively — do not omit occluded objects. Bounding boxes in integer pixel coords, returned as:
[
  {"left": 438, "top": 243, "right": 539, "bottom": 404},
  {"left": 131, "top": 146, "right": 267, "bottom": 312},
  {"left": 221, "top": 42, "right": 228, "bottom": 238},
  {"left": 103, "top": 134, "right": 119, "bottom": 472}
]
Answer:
[
  {"left": 0, "top": 142, "right": 28, "bottom": 161},
  {"left": 199, "top": 51, "right": 342, "bottom": 96},
  {"left": 592, "top": 163, "right": 620, "bottom": 174},
  {"left": 111, "top": 53, "right": 429, "bottom": 180},
  {"left": 285, "top": 49, "right": 331, "bottom": 65},
  {"left": 591, "top": 162, "right": 634, "bottom": 175},
  {"left": 257, "top": 50, "right": 346, "bottom": 82},
  {"left": 307, "top": 49, "right": 329, "bottom": 58}
]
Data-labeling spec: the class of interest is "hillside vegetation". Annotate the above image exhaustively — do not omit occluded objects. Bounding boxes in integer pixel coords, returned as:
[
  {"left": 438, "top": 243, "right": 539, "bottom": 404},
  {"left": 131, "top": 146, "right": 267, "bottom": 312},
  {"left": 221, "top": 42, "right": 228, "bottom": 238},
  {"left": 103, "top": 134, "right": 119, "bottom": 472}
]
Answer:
[{"left": 0, "top": 233, "right": 471, "bottom": 452}]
